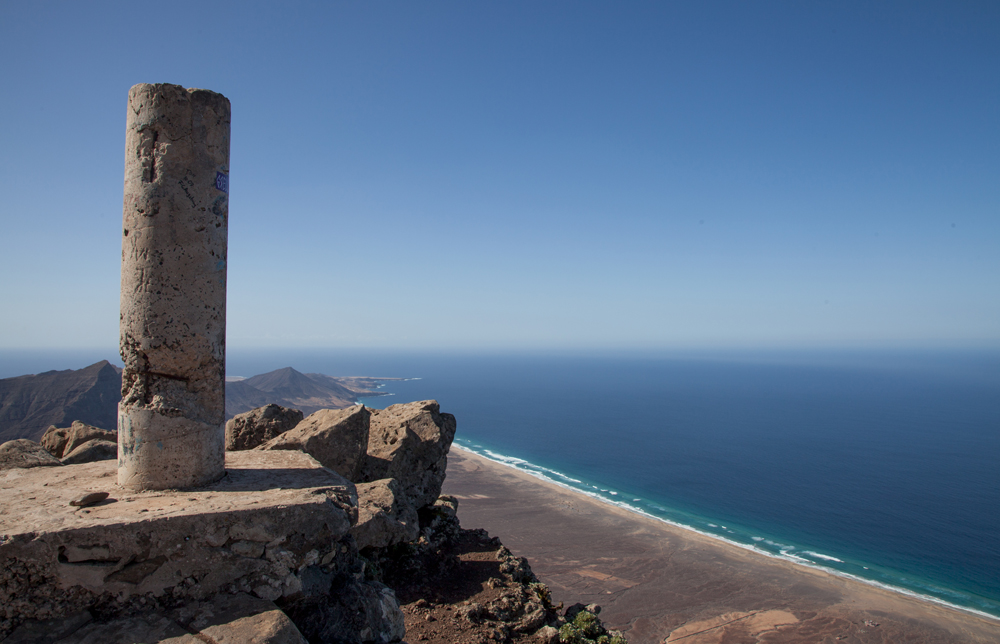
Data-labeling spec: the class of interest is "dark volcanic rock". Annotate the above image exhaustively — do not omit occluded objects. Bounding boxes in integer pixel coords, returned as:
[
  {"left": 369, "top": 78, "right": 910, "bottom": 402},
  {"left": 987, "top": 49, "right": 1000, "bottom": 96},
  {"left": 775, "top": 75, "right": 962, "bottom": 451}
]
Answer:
[
  {"left": 257, "top": 405, "right": 370, "bottom": 480},
  {"left": 226, "top": 403, "right": 304, "bottom": 451},
  {"left": 282, "top": 579, "right": 405, "bottom": 644},
  {"left": 0, "top": 439, "right": 62, "bottom": 470},
  {"left": 0, "top": 361, "right": 121, "bottom": 443},
  {"left": 361, "top": 400, "right": 457, "bottom": 510}
]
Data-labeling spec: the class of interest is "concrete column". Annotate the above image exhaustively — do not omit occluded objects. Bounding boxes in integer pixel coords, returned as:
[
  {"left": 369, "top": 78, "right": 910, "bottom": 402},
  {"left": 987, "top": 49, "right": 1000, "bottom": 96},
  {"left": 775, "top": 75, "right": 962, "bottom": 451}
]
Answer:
[{"left": 118, "top": 83, "right": 231, "bottom": 490}]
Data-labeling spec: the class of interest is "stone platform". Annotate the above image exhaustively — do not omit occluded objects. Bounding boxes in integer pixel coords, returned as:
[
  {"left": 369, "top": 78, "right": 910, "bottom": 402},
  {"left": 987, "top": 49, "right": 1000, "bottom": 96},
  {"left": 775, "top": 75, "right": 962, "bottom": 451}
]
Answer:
[{"left": 0, "top": 451, "right": 357, "bottom": 639}]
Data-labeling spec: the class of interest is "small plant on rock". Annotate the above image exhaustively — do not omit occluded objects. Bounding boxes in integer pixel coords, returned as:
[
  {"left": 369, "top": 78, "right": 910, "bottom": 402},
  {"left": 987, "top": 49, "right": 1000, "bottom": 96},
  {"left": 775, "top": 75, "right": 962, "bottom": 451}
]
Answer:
[{"left": 558, "top": 610, "right": 628, "bottom": 644}]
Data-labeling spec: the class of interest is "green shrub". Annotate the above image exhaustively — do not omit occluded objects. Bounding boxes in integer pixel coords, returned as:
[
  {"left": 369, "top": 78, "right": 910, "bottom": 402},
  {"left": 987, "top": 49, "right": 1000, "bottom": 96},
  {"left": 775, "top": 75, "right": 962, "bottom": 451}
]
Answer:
[
  {"left": 573, "top": 610, "right": 602, "bottom": 638},
  {"left": 558, "top": 610, "right": 628, "bottom": 643},
  {"left": 559, "top": 622, "right": 586, "bottom": 644}
]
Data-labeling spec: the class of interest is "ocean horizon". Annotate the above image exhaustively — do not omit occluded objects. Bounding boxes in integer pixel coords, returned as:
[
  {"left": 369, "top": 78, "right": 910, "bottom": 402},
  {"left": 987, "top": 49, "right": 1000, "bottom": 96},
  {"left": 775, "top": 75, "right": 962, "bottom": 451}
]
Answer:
[{"left": 2, "top": 347, "right": 998, "bottom": 620}]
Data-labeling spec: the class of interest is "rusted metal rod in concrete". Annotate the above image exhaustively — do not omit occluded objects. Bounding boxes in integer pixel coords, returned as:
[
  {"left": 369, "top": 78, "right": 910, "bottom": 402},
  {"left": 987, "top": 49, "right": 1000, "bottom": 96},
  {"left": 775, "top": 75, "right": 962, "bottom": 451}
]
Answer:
[{"left": 118, "top": 83, "right": 231, "bottom": 490}]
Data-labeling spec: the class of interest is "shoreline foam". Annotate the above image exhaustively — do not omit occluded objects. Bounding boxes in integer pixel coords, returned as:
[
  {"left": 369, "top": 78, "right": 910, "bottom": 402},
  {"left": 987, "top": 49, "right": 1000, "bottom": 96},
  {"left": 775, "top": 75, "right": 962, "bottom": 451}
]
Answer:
[{"left": 451, "top": 441, "right": 1000, "bottom": 625}]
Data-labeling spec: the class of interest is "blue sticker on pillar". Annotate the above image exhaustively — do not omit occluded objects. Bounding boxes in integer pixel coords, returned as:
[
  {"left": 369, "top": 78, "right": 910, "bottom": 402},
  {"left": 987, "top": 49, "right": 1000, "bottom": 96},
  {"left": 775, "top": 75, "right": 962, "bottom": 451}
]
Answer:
[{"left": 215, "top": 171, "right": 229, "bottom": 194}]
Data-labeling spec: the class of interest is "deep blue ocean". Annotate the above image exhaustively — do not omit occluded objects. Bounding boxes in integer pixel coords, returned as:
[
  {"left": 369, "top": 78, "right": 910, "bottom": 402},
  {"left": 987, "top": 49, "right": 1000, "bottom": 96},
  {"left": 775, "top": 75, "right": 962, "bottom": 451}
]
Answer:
[{"left": 3, "top": 348, "right": 999, "bottom": 619}]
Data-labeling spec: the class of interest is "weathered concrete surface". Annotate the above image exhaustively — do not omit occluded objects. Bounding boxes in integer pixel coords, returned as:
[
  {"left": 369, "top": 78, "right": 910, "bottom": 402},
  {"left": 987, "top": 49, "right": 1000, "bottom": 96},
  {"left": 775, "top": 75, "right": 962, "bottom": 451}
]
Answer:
[
  {"left": 0, "top": 451, "right": 355, "bottom": 640},
  {"left": 258, "top": 405, "right": 370, "bottom": 481},
  {"left": 119, "top": 82, "right": 231, "bottom": 491},
  {"left": 226, "top": 403, "right": 303, "bottom": 451}
]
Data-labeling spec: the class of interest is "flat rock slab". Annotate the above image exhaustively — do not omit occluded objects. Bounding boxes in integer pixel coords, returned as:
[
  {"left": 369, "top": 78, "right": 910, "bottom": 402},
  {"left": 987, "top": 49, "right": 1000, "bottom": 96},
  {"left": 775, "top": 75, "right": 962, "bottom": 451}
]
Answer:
[{"left": 0, "top": 451, "right": 356, "bottom": 640}]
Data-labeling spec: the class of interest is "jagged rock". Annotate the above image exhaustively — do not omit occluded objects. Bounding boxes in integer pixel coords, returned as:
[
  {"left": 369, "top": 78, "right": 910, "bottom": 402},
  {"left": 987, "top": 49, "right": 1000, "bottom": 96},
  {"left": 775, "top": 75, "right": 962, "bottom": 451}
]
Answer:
[
  {"left": 39, "top": 425, "right": 69, "bottom": 457},
  {"left": 0, "top": 439, "right": 62, "bottom": 470},
  {"left": 226, "top": 404, "right": 304, "bottom": 451},
  {"left": 535, "top": 625, "right": 560, "bottom": 643},
  {"left": 257, "top": 406, "right": 370, "bottom": 480},
  {"left": 497, "top": 546, "right": 536, "bottom": 584},
  {"left": 352, "top": 479, "right": 420, "bottom": 550},
  {"left": 457, "top": 602, "right": 486, "bottom": 623},
  {"left": 283, "top": 580, "right": 405, "bottom": 644},
  {"left": 361, "top": 400, "right": 456, "bottom": 509},
  {"left": 515, "top": 602, "right": 548, "bottom": 632},
  {"left": 417, "top": 495, "right": 461, "bottom": 547},
  {"left": 60, "top": 439, "right": 117, "bottom": 465},
  {"left": 40, "top": 421, "right": 116, "bottom": 459}
]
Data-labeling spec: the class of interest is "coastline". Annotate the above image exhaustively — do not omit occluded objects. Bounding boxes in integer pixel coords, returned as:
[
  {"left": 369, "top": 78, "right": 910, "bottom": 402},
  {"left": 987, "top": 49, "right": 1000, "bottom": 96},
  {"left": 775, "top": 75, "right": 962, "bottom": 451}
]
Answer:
[{"left": 444, "top": 444, "right": 1000, "bottom": 643}]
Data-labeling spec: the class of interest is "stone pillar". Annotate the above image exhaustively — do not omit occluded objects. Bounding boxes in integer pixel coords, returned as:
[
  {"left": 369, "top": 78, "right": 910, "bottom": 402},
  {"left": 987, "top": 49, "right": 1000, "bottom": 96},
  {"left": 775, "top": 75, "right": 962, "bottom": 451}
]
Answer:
[{"left": 118, "top": 83, "right": 231, "bottom": 490}]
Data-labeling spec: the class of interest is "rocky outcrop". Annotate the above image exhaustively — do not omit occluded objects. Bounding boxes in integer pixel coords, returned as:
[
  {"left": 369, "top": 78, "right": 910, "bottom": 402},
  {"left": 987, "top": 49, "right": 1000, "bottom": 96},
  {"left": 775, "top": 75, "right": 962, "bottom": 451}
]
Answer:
[
  {"left": 60, "top": 439, "right": 117, "bottom": 465},
  {"left": 252, "top": 400, "right": 456, "bottom": 553},
  {"left": 226, "top": 403, "right": 304, "bottom": 451},
  {"left": 40, "top": 421, "right": 116, "bottom": 459},
  {"left": 0, "top": 439, "right": 62, "bottom": 470},
  {"left": 257, "top": 405, "right": 370, "bottom": 481},
  {"left": 352, "top": 479, "right": 420, "bottom": 550},
  {"left": 368, "top": 494, "right": 628, "bottom": 644},
  {"left": 361, "top": 400, "right": 457, "bottom": 509}
]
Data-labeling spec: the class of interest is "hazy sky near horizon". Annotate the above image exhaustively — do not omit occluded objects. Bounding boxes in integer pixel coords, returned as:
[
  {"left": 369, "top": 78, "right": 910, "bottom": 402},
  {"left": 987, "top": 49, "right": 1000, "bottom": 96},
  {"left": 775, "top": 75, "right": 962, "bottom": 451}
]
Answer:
[{"left": 1, "top": 1, "right": 997, "bottom": 352}]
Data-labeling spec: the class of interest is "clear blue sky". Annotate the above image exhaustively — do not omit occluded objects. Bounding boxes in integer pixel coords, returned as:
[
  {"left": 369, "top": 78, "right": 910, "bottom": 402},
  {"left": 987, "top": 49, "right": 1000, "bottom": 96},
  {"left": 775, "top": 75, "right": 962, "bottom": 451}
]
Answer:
[{"left": 1, "top": 1, "right": 997, "bottom": 351}]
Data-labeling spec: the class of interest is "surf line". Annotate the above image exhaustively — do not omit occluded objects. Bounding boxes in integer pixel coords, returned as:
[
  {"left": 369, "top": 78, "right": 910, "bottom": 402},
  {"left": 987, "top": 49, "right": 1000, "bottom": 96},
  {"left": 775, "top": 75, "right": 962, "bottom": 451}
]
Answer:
[{"left": 452, "top": 441, "right": 1000, "bottom": 624}]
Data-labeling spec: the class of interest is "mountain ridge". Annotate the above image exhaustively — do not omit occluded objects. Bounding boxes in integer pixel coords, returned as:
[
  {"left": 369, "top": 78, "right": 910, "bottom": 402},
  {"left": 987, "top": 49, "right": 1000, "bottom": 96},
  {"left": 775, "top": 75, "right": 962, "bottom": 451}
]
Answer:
[
  {"left": 0, "top": 361, "right": 122, "bottom": 443},
  {"left": 0, "top": 363, "right": 393, "bottom": 442}
]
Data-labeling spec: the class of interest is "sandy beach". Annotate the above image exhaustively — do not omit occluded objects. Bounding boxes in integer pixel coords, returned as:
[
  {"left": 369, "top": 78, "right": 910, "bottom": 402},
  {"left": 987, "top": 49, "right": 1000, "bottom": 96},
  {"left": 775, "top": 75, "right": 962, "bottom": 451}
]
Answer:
[{"left": 442, "top": 446, "right": 1000, "bottom": 644}]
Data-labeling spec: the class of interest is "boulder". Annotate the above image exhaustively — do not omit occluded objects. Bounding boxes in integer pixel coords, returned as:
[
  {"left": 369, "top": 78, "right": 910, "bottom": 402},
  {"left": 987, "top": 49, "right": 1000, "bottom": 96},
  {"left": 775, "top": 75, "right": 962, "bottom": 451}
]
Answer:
[
  {"left": 226, "top": 404, "right": 304, "bottom": 451},
  {"left": 0, "top": 439, "right": 62, "bottom": 470},
  {"left": 360, "top": 400, "right": 457, "bottom": 509},
  {"left": 40, "top": 422, "right": 116, "bottom": 459},
  {"left": 351, "top": 479, "right": 420, "bottom": 550},
  {"left": 257, "top": 405, "right": 369, "bottom": 481},
  {"left": 60, "top": 439, "right": 117, "bottom": 465},
  {"left": 169, "top": 593, "right": 308, "bottom": 644}
]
